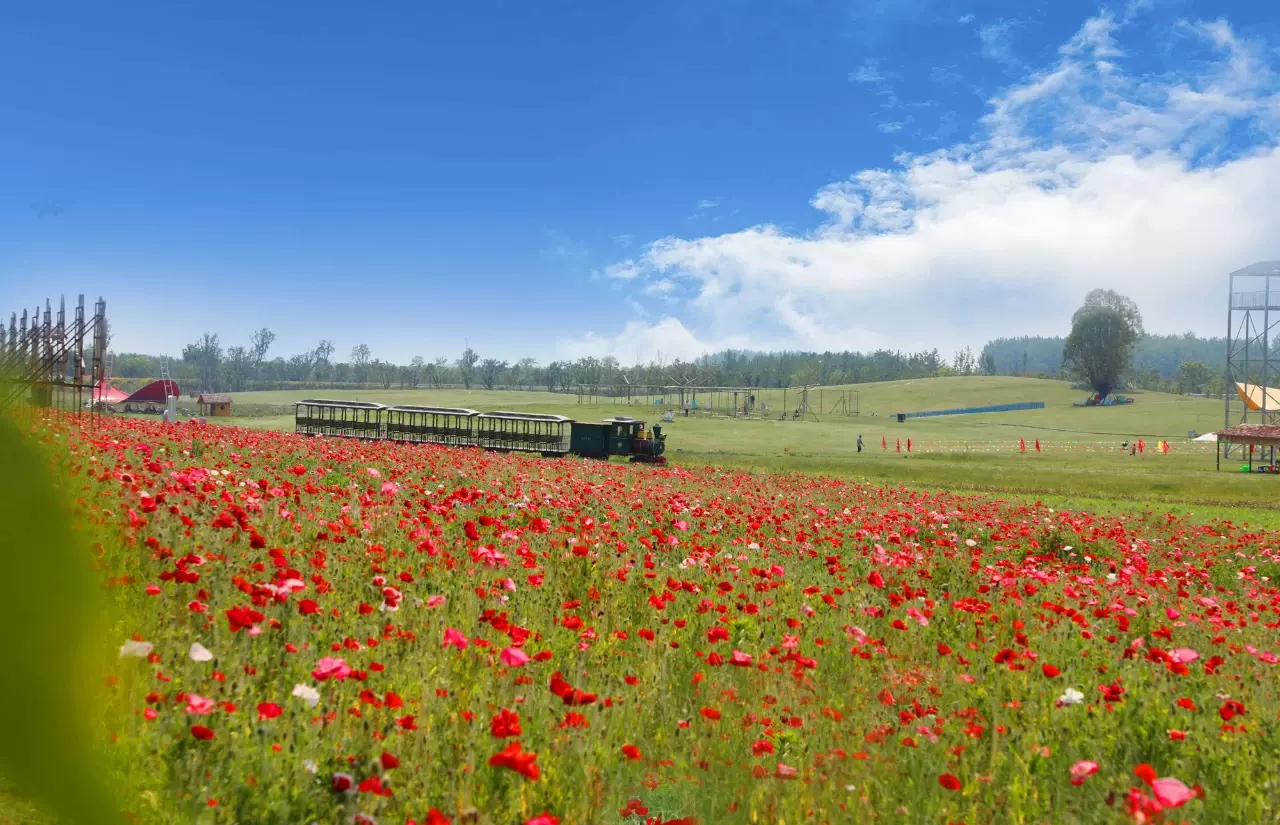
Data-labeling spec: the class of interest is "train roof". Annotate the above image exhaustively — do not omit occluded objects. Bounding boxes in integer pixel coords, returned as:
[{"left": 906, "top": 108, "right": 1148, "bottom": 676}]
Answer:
[
  {"left": 477, "top": 411, "right": 574, "bottom": 423},
  {"left": 295, "top": 399, "right": 387, "bottom": 410},
  {"left": 601, "top": 416, "right": 645, "bottom": 425},
  {"left": 385, "top": 405, "right": 479, "bottom": 415}
]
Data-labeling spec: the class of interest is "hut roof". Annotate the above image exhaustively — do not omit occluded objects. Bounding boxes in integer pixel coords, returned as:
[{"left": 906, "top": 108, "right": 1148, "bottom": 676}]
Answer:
[{"left": 1215, "top": 423, "right": 1280, "bottom": 444}]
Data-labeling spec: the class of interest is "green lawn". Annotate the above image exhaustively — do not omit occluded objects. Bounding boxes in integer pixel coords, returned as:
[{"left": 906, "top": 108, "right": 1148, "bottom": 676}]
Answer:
[{"left": 201, "top": 377, "right": 1277, "bottom": 513}]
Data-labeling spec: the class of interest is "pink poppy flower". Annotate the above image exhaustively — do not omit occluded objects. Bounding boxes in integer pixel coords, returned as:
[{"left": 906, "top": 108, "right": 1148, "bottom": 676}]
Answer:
[
  {"left": 185, "top": 694, "right": 216, "bottom": 715},
  {"left": 1151, "top": 777, "right": 1196, "bottom": 808},
  {"left": 311, "top": 657, "right": 352, "bottom": 682},
  {"left": 1070, "top": 760, "right": 1099, "bottom": 785},
  {"left": 500, "top": 647, "right": 531, "bottom": 667},
  {"left": 443, "top": 627, "right": 469, "bottom": 650}
]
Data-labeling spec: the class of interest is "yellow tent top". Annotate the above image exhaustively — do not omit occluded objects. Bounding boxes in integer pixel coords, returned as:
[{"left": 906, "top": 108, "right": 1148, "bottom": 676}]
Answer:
[{"left": 1235, "top": 382, "right": 1280, "bottom": 412}]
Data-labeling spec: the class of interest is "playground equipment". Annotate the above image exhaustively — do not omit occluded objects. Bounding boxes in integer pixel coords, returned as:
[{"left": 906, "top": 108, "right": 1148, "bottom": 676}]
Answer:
[{"left": 575, "top": 383, "right": 857, "bottom": 420}]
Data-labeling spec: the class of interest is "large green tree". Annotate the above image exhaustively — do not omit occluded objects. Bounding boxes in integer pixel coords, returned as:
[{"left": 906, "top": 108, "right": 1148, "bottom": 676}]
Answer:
[{"left": 1061, "top": 290, "right": 1144, "bottom": 398}]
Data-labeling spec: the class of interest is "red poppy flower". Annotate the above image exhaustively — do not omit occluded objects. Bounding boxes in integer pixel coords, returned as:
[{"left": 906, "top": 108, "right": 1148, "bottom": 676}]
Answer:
[{"left": 489, "top": 741, "right": 540, "bottom": 780}]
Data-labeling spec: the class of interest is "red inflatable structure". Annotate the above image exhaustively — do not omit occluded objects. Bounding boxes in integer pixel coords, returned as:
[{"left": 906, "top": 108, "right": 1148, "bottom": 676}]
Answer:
[
  {"left": 121, "top": 379, "right": 180, "bottom": 404},
  {"left": 94, "top": 382, "right": 129, "bottom": 404}
]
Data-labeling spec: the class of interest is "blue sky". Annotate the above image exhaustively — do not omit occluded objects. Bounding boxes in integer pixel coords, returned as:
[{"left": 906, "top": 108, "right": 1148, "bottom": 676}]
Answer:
[{"left": 3, "top": 1, "right": 1280, "bottom": 365}]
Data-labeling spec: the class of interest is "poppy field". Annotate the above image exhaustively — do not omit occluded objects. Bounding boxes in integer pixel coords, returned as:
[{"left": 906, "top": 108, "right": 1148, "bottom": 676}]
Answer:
[{"left": 38, "top": 415, "right": 1280, "bottom": 823}]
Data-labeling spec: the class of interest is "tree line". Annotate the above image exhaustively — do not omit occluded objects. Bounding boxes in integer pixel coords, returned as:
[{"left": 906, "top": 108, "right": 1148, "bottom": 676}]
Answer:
[
  {"left": 110, "top": 333, "right": 995, "bottom": 394},
  {"left": 982, "top": 329, "right": 1228, "bottom": 396},
  {"left": 106, "top": 314, "right": 1226, "bottom": 396}
]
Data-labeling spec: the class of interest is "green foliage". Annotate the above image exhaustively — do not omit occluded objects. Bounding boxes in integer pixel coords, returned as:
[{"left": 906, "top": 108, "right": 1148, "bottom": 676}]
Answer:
[
  {"left": 458, "top": 347, "right": 480, "bottom": 389},
  {"left": 1062, "top": 290, "right": 1144, "bottom": 398},
  {"left": 0, "top": 418, "right": 121, "bottom": 825},
  {"left": 1176, "top": 360, "right": 1214, "bottom": 395}
]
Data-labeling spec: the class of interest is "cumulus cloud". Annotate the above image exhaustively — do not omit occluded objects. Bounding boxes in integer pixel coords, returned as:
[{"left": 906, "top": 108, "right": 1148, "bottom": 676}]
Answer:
[
  {"left": 555, "top": 317, "right": 761, "bottom": 363},
  {"left": 573, "top": 11, "right": 1280, "bottom": 362}
]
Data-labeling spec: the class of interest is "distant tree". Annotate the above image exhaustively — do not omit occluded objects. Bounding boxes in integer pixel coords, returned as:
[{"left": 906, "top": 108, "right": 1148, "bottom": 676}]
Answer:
[
  {"left": 1062, "top": 291, "right": 1143, "bottom": 398},
  {"left": 224, "top": 346, "right": 253, "bottom": 392},
  {"left": 182, "top": 332, "right": 223, "bottom": 392},
  {"left": 952, "top": 346, "right": 976, "bottom": 376},
  {"left": 978, "top": 350, "right": 997, "bottom": 376},
  {"left": 458, "top": 347, "right": 479, "bottom": 389},
  {"left": 312, "top": 340, "right": 334, "bottom": 382},
  {"left": 1176, "top": 360, "right": 1213, "bottom": 395},
  {"left": 350, "top": 344, "right": 372, "bottom": 385},
  {"left": 514, "top": 357, "right": 539, "bottom": 389},
  {"left": 113, "top": 353, "right": 157, "bottom": 378},
  {"left": 409, "top": 356, "right": 425, "bottom": 388},
  {"left": 424, "top": 356, "right": 448, "bottom": 388},
  {"left": 285, "top": 351, "right": 315, "bottom": 382},
  {"left": 249, "top": 328, "right": 275, "bottom": 380},
  {"left": 544, "top": 361, "right": 566, "bottom": 393},
  {"left": 790, "top": 361, "right": 820, "bottom": 387},
  {"left": 478, "top": 358, "right": 506, "bottom": 390}
]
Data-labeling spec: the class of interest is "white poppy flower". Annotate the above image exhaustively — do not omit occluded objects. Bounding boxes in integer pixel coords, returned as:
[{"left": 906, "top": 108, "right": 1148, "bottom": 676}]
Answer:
[
  {"left": 119, "top": 640, "right": 153, "bottom": 659},
  {"left": 292, "top": 683, "right": 321, "bottom": 707}
]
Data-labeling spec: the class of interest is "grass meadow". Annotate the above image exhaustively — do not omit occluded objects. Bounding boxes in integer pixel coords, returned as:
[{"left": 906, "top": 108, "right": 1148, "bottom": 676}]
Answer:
[{"left": 213, "top": 377, "right": 1276, "bottom": 519}]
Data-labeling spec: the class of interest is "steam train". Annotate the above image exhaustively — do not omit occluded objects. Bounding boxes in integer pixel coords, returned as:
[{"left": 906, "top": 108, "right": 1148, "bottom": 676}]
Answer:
[{"left": 293, "top": 399, "right": 668, "bottom": 463}]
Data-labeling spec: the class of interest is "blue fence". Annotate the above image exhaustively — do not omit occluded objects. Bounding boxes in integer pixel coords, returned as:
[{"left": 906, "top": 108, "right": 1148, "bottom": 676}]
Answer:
[{"left": 901, "top": 401, "right": 1044, "bottom": 420}]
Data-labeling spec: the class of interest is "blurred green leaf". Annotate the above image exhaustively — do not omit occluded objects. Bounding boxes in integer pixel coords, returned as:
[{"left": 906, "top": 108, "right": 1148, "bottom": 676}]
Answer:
[{"left": 0, "top": 417, "right": 121, "bottom": 825}]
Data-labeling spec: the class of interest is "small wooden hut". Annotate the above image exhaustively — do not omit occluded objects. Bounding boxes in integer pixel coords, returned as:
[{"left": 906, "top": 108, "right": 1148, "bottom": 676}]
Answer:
[{"left": 197, "top": 393, "right": 233, "bottom": 417}]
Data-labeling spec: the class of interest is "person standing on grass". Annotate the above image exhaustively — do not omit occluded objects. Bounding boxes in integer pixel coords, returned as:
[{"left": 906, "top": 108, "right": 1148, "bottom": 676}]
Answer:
[{"left": 857, "top": 434, "right": 863, "bottom": 453}]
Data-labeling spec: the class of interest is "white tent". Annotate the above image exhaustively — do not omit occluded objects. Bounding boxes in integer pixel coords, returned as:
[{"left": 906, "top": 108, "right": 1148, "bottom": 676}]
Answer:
[{"left": 1193, "top": 432, "right": 1218, "bottom": 442}]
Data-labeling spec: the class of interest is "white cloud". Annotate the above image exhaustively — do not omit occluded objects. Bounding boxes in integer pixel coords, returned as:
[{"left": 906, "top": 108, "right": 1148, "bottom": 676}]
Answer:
[
  {"left": 849, "top": 59, "right": 887, "bottom": 85},
  {"left": 643, "top": 278, "right": 679, "bottom": 297},
  {"left": 556, "top": 317, "right": 759, "bottom": 363},
  {"left": 978, "top": 19, "right": 1022, "bottom": 68},
  {"left": 583, "top": 12, "right": 1280, "bottom": 359}
]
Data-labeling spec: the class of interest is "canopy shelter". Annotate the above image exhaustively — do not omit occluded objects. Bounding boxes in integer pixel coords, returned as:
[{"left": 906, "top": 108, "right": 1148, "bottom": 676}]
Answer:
[
  {"left": 1215, "top": 423, "right": 1280, "bottom": 471},
  {"left": 1235, "top": 383, "right": 1280, "bottom": 415}
]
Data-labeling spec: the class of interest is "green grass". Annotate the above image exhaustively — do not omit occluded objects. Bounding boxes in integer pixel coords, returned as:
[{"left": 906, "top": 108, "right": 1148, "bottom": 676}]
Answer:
[{"left": 200, "top": 377, "right": 1276, "bottom": 513}]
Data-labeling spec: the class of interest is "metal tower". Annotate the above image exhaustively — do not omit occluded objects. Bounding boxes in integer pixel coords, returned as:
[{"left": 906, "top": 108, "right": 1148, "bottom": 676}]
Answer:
[{"left": 1224, "top": 261, "right": 1280, "bottom": 458}]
